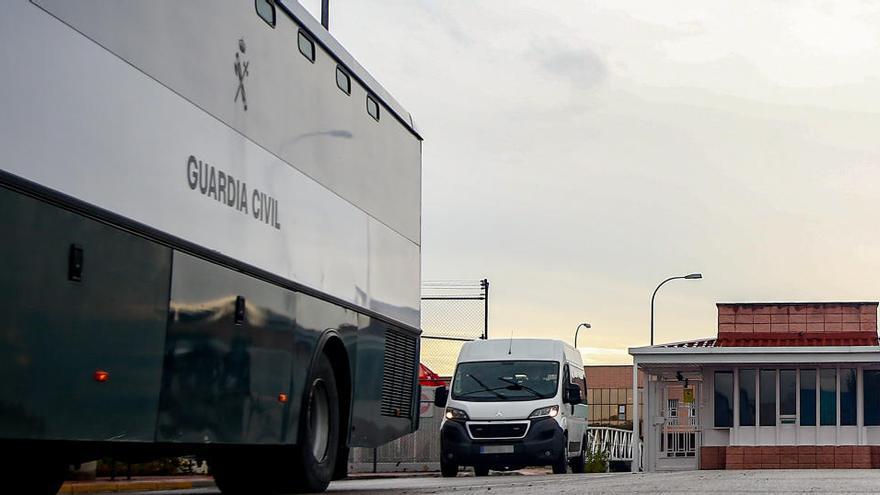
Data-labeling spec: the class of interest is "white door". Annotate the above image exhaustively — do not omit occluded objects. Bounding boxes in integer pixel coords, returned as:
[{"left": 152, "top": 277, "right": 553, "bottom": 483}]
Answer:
[{"left": 657, "top": 383, "right": 701, "bottom": 471}]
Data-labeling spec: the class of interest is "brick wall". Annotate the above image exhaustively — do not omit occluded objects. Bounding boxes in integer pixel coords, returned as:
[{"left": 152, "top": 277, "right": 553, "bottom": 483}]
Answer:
[
  {"left": 700, "top": 446, "right": 726, "bottom": 470},
  {"left": 717, "top": 303, "right": 878, "bottom": 334},
  {"left": 585, "top": 365, "right": 645, "bottom": 388},
  {"left": 714, "top": 446, "right": 876, "bottom": 470}
]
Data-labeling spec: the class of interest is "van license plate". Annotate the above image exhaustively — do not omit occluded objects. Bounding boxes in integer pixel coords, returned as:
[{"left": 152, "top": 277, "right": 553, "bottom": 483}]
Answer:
[{"left": 480, "top": 445, "right": 514, "bottom": 454}]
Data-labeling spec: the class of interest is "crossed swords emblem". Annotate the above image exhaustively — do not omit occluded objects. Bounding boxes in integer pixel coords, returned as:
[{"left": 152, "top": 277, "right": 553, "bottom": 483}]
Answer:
[{"left": 234, "top": 39, "right": 250, "bottom": 111}]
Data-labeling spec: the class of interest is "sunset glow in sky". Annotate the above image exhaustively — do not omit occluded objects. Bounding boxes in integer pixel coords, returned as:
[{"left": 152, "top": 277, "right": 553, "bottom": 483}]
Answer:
[{"left": 308, "top": 1, "right": 880, "bottom": 366}]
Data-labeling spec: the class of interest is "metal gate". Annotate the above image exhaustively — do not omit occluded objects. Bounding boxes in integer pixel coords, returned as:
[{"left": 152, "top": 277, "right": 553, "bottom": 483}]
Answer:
[{"left": 660, "top": 387, "right": 700, "bottom": 459}]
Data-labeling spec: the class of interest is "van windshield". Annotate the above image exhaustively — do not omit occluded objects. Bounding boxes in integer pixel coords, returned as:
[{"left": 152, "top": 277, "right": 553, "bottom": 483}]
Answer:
[{"left": 451, "top": 360, "right": 559, "bottom": 402}]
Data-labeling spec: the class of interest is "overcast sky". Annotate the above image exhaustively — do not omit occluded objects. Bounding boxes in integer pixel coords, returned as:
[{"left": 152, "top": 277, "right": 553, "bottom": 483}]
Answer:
[{"left": 304, "top": 1, "right": 880, "bottom": 365}]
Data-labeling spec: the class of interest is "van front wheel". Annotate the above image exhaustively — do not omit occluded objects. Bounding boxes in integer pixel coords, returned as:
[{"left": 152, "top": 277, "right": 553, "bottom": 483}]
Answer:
[
  {"left": 440, "top": 457, "right": 458, "bottom": 477},
  {"left": 551, "top": 438, "right": 569, "bottom": 474},
  {"left": 569, "top": 436, "right": 586, "bottom": 473}
]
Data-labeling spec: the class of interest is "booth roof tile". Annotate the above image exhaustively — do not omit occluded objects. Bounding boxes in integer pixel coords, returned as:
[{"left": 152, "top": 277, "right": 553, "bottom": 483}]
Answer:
[
  {"left": 659, "top": 332, "right": 879, "bottom": 348},
  {"left": 660, "top": 338, "right": 717, "bottom": 348}
]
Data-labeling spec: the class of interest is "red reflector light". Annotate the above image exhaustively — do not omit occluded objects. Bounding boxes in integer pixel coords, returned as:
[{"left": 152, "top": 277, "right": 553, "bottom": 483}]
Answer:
[
  {"left": 93, "top": 370, "right": 109, "bottom": 383},
  {"left": 278, "top": 393, "right": 289, "bottom": 403}
]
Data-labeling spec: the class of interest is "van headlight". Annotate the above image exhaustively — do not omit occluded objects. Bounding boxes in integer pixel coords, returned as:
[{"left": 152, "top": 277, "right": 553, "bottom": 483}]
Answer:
[
  {"left": 528, "top": 405, "right": 559, "bottom": 418},
  {"left": 445, "top": 407, "right": 469, "bottom": 421}
]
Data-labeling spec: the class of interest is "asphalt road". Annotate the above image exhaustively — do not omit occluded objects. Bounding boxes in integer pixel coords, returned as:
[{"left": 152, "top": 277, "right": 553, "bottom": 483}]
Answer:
[{"left": 98, "top": 470, "right": 880, "bottom": 495}]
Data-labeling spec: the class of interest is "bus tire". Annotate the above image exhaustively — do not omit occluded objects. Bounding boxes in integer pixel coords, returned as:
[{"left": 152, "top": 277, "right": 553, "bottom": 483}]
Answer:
[
  {"left": 332, "top": 446, "right": 350, "bottom": 480},
  {"left": 473, "top": 464, "right": 489, "bottom": 477},
  {"left": 282, "top": 353, "right": 340, "bottom": 493}
]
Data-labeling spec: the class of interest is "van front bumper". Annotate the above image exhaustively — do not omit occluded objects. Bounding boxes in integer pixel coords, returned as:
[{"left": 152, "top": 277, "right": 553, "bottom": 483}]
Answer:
[{"left": 440, "top": 417, "right": 564, "bottom": 469}]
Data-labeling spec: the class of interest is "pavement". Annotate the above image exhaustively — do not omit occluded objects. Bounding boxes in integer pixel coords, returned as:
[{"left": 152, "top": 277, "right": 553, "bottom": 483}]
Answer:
[
  {"left": 331, "top": 470, "right": 880, "bottom": 494},
  {"left": 59, "top": 477, "right": 216, "bottom": 494},
  {"left": 58, "top": 471, "right": 447, "bottom": 494},
  {"left": 75, "top": 469, "right": 880, "bottom": 494}
]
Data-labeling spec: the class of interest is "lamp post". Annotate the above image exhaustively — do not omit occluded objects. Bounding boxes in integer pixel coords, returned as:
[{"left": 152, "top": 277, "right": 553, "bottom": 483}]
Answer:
[
  {"left": 574, "top": 322, "right": 591, "bottom": 348},
  {"left": 651, "top": 273, "right": 702, "bottom": 346}
]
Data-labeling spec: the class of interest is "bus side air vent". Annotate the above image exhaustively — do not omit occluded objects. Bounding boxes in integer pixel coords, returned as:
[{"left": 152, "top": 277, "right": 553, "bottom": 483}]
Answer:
[{"left": 380, "top": 329, "right": 417, "bottom": 418}]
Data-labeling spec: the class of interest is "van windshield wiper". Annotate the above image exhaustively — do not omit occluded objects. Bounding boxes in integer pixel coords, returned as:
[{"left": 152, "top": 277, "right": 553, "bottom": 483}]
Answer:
[
  {"left": 497, "top": 376, "right": 544, "bottom": 399},
  {"left": 457, "top": 374, "right": 507, "bottom": 400}
]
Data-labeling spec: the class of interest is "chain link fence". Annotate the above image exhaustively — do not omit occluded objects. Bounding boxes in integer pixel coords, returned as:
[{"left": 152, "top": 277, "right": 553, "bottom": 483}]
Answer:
[{"left": 420, "top": 280, "right": 488, "bottom": 376}]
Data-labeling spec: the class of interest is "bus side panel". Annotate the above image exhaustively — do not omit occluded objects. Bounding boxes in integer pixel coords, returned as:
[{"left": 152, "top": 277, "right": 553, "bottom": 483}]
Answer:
[
  {"left": 157, "top": 251, "right": 294, "bottom": 445},
  {"left": 32, "top": 0, "right": 423, "bottom": 245},
  {"left": 0, "top": 186, "right": 170, "bottom": 442},
  {"left": 288, "top": 294, "right": 358, "bottom": 445},
  {"left": 350, "top": 318, "right": 418, "bottom": 448},
  {"left": 1, "top": 0, "right": 419, "bottom": 329}
]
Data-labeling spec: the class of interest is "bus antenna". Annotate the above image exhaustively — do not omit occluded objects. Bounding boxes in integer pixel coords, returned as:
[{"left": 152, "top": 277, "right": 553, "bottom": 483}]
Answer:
[{"left": 507, "top": 330, "right": 514, "bottom": 355}]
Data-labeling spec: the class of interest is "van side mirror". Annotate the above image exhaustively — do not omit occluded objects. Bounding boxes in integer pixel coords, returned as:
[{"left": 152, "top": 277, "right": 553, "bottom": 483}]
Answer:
[
  {"left": 565, "top": 384, "right": 582, "bottom": 405},
  {"left": 434, "top": 386, "right": 448, "bottom": 407}
]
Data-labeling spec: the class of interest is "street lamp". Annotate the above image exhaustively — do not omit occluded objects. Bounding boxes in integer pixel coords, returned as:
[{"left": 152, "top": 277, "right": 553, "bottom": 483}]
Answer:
[
  {"left": 651, "top": 273, "right": 702, "bottom": 346},
  {"left": 574, "top": 322, "right": 591, "bottom": 348}
]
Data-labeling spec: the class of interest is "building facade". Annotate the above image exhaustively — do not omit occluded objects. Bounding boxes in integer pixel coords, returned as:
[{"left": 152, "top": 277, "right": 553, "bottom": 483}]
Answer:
[
  {"left": 585, "top": 365, "right": 641, "bottom": 428},
  {"left": 630, "top": 302, "right": 880, "bottom": 471}
]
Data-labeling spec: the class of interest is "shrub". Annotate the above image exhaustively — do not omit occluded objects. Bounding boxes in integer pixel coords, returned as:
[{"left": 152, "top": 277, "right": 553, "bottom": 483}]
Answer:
[{"left": 584, "top": 446, "right": 609, "bottom": 473}]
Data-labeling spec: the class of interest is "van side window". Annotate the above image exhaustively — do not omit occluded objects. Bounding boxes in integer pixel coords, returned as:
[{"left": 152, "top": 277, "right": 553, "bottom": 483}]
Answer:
[
  {"left": 255, "top": 0, "right": 276, "bottom": 27},
  {"left": 571, "top": 366, "right": 587, "bottom": 404},
  {"left": 563, "top": 364, "right": 571, "bottom": 392}
]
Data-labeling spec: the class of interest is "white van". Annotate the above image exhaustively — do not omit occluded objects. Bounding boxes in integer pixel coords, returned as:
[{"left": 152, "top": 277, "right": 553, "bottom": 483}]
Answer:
[{"left": 434, "top": 339, "right": 588, "bottom": 476}]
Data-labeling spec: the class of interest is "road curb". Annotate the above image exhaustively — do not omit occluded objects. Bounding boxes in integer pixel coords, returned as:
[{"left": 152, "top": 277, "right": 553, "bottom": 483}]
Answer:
[
  {"left": 347, "top": 472, "right": 441, "bottom": 480},
  {"left": 59, "top": 478, "right": 216, "bottom": 494}
]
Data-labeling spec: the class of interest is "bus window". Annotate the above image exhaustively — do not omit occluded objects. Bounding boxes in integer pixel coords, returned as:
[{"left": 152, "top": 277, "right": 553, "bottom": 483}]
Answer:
[
  {"left": 367, "top": 95, "right": 380, "bottom": 121},
  {"left": 336, "top": 66, "right": 351, "bottom": 95},
  {"left": 298, "top": 31, "right": 315, "bottom": 63},
  {"left": 255, "top": 0, "right": 275, "bottom": 27}
]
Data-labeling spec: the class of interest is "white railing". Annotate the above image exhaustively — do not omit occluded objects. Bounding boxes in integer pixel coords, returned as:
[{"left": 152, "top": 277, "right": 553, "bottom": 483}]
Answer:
[{"left": 585, "top": 426, "right": 634, "bottom": 461}]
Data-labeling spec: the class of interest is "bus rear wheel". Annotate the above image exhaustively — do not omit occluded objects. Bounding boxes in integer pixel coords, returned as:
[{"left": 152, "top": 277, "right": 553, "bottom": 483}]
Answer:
[
  {"left": 211, "top": 354, "right": 340, "bottom": 494},
  {"left": 277, "top": 353, "right": 340, "bottom": 493}
]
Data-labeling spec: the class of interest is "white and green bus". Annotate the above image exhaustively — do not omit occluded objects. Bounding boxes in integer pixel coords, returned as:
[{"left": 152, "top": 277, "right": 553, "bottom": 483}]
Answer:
[{"left": 0, "top": 1, "right": 422, "bottom": 493}]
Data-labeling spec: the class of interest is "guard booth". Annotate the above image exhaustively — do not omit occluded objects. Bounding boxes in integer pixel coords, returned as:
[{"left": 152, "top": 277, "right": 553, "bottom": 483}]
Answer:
[{"left": 630, "top": 302, "right": 880, "bottom": 472}]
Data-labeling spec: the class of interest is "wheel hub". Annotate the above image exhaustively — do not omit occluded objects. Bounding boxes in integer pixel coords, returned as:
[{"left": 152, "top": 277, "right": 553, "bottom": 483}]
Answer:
[{"left": 308, "top": 379, "right": 331, "bottom": 461}]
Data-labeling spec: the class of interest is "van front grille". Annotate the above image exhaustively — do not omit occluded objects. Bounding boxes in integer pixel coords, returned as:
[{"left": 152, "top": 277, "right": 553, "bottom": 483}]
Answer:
[{"left": 467, "top": 421, "right": 530, "bottom": 439}]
